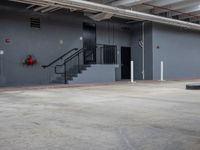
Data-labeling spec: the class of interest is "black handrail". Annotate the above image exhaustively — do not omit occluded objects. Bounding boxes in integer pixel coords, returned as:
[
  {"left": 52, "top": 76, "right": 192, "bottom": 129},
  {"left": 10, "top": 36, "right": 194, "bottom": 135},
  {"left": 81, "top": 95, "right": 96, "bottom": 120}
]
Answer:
[
  {"left": 50, "top": 45, "right": 117, "bottom": 84},
  {"left": 55, "top": 48, "right": 96, "bottom": 84},
  {"left": 42, "top": 48, "right": 78, "bottom": 69},
  {"left": 65, "top": 48, "right": 84, "bottom": 64},
  {"left": 54, "top": 48, "right": 84, "bottom": 84},
  {"left": 54, "top": 48, "right": 95, "bottom": 75},
  {"left": 54, "top": 48, "right": 84, "bottom": 74}
]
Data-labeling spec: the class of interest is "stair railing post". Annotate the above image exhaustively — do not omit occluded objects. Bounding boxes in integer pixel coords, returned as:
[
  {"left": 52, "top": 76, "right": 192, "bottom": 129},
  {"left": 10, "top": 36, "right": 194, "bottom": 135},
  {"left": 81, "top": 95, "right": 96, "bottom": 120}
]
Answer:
[
  {"left": 78, "top": 53, "right": 80, "bottom": 73},
  {"left": 64, "top": 62, "right": 67, "bottom": 84}
]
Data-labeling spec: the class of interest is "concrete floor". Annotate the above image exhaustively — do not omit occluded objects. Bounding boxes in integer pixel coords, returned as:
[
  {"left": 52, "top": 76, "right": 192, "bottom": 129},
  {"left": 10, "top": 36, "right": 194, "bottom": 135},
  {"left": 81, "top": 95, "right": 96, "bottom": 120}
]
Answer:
[{"left": 0, "top": 80, "right": 200, "bottom": 150}]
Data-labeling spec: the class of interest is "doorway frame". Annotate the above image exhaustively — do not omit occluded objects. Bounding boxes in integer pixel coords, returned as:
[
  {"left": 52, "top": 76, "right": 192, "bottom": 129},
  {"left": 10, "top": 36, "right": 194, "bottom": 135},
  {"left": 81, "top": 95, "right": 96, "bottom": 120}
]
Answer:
[
  {"left": 121, "top": 46, "right": 131, "bottom": 80},
  {"left": 83, "top": 22, "right": 97, "bottom": 64}
]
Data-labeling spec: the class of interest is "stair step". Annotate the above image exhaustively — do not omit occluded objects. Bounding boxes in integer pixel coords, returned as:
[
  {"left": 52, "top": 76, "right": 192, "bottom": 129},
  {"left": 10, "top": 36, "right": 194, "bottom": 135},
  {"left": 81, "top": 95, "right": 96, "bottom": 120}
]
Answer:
[
  {"left": 51, "top": 65, "right": 91, "bottom": 84},
  {"left": 51, "top": 80, "right": 64, "bottom": 84}
]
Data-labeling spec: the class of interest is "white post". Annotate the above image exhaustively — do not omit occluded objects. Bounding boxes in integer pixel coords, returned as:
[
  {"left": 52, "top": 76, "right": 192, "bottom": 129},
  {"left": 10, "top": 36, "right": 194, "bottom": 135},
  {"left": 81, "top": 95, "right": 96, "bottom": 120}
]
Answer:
[
  {"left": 161, "top": 61, "right": 164, "bottom": 81},
  {"left": 0, "top": 50, "right": 5, "bottom": 85},
  {"left": 131, "top": 61, "right": 134, "bottom": 83},
  {"left": 0, "top": 50, "right": 4, "bottom": 76}
]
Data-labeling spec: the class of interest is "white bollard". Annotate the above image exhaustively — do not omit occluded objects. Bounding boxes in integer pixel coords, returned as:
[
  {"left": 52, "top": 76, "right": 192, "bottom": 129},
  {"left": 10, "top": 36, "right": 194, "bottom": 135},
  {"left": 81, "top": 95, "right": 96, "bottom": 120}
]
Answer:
[
  {"left": 161, "top": 61, "right": 164, "bottom": 81},
  {"left": 0, "top": 50, "right": 4, "bottom": 76},
  {"left": 131, "top": 61, "right": 134, "bottom": 83}
]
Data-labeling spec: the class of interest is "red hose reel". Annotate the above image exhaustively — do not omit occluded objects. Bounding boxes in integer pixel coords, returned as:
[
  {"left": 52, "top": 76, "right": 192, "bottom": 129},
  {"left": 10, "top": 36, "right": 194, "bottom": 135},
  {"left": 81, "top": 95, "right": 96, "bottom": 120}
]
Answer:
[{"left": 23, "top": 55, "right": 37, "bottom": 66}]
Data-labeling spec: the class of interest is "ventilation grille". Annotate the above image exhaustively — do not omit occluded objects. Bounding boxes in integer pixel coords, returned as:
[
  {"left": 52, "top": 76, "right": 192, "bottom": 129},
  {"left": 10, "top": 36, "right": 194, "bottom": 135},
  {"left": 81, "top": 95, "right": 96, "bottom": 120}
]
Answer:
[{"left": 30, "top": 18, "right": 40, "bottom": 29}]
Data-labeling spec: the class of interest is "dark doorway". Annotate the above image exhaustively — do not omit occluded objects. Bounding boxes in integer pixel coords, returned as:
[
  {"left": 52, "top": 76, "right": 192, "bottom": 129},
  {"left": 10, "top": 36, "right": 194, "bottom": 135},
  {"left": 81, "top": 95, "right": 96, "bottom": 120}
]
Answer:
[
  {"left": 121, "top": 47, "right": 131, "bottom": 79},
  {"left": 83, "top": 22, "right": 96, "bottom": 64}
]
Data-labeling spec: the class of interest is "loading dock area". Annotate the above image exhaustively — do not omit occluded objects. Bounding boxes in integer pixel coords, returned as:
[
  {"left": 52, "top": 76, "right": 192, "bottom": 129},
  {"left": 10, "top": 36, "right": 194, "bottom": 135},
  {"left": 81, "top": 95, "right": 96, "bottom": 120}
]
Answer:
[
  {"left": 1, "top": 0, "right": 200, "bottom": 150},
  {"left": 0, "top": 80, "right": 200, "bottom": 150}
]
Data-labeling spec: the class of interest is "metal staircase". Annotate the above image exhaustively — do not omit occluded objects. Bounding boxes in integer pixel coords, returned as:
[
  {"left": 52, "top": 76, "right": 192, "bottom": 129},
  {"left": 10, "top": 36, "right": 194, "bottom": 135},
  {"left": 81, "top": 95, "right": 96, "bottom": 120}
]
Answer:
[
  {"left": 42, "top": 48, "right": 92, "bottom": 84},
  {"left": 42, "top": 44, "right": 118, "bottom": 84},
  {"left": 51, "top": 65, "right": 91, "bottom": 84}
]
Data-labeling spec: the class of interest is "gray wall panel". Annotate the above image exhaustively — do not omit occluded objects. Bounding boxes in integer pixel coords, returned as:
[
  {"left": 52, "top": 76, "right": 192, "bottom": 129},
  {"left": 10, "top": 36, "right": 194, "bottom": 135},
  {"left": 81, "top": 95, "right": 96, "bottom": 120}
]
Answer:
[
  {"left": 132, "top": 23, "right": 143, "bottom": 80},
  {"left": 152, "top": 23, "right": 200, "bottom": 80},
  {"left": 0, "top": 7, "right": 132, "bottom": 86},
  {"left": 144, "top": 22, "right": 153, "bottom": 80},
  {"left": 69, "top": 64, "right": 119, "bottom": 84}
]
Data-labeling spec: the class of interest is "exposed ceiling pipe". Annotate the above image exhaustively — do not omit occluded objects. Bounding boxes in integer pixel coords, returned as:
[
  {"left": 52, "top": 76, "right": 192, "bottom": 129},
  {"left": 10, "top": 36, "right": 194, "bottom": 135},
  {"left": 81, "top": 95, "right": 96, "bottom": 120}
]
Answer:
[
  {"left": 9, "top": 0, "right": 78, "bottom": 10},
  {"left": 26, "top": 4, "right": 35, "bottom": 9},
  {"left": 49, "top": 7, "right": 62, "bottom": 13},
  {"left": 10, "top": 0, "right": 200, "bottom": 31},
  {"left": 10, "top": 0, "right": 48, "bottom": 7},
  {"left": 11, "top": 0, "right": 61, "bottom": 13}
]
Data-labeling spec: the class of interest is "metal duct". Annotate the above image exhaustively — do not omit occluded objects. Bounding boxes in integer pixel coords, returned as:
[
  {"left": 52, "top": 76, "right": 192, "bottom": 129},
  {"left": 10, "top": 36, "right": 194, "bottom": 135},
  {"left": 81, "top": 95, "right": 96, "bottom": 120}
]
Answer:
[
  {"left": 88, "top": 13, "right": 113, "bottom": 21},
  {"left": 10, "top": 0, "right": 200, "bottom": 31}
]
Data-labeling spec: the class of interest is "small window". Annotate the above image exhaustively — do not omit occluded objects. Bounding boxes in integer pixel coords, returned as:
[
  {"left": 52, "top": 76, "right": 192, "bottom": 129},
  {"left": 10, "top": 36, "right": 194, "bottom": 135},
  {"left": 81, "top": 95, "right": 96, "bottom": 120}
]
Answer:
[{"left": 30, "top": 17, "right": 40, "bottom": 29}]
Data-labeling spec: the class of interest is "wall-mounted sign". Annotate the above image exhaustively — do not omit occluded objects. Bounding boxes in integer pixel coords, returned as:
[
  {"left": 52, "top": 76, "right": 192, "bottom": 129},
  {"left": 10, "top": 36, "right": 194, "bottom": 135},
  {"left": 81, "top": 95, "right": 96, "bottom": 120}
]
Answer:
[
  {"left": 5, "top": 38, "right": 11, "bottom": 44},
  {"left": 59, "top": 40, "right": 64, "bottom": 45}
]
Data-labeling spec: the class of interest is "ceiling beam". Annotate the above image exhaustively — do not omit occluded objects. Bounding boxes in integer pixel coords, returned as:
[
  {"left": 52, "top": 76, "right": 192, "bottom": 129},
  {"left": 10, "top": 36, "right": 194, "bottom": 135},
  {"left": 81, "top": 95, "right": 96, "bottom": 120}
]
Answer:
[
  {"left": 134, "top": 0, "right": 189, "bottom": 13},
  {"left": 41, "top": 6, "right": 60, "bottom": 13},
  {"left": 26, "top": 4, "right": 35, "bottom": 9},
  {"left": 148, "top": 0, "right": 188, "bottom": 7},
  {"left": 169, "top": 5, "right": 200, "bottom": 17},
  {"left": 9, "top": 0, "right": 200, "bottom": 31},
  {"left": 111, "top": 0, "right": 153, "bottom": 7},
  {"left": 178, "top": 10, "right": 200, "bottom": 20},
  {"left": 10, "top": 0, "right": 78, "bottom": 11},
  {"left": 153, "top": 0, "right": 200, "bottom": 14},
  {"left": 34, "top": 6, "right": 48, "bottom": 12},
  {"left": 189, "top": 14, "right": 200, "bottom": 22},
  {"left": 10, "top": 0, "right": 47, "bottom": 6}
]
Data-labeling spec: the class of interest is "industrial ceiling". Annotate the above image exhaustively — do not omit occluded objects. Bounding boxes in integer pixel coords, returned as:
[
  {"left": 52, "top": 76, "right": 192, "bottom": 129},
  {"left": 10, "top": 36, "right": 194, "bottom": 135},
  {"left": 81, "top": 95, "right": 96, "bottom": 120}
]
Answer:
[
  {"left": 109, "top": 0, "right": 200, "bottom": 23},
  {"left": 3, "top": 0, "right": 200, "bottom": 30}
]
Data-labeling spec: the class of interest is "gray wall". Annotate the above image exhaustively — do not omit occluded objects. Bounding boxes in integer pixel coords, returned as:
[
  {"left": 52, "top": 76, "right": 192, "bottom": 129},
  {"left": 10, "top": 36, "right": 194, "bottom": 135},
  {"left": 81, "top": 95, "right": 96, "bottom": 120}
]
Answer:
[
  {"left": 0, "top": 6, "right": 132, "bottom": 86},
  {"left": 5, "top": 5, "right": 199, "bottom": 84},
  {"left": 152, "top": 23, "right": 200, "bottom": 80},
  {"left": 144, "top": 22, "right": 153, "bottom": 80},
  {"left": 69, "top": 64, "right": 119, "bottom": 84},
  {"left": 132, "top": 22, "right": 153, "bottom": 80},
  {"left": 131, "top": 22, "right": 200, "bottom": 81},
  {"left": 96, "top": 21, "right": 132, "bottom": 81},
  {"left": 132, "top": 23, "right": 143, "bottom": 80}
]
